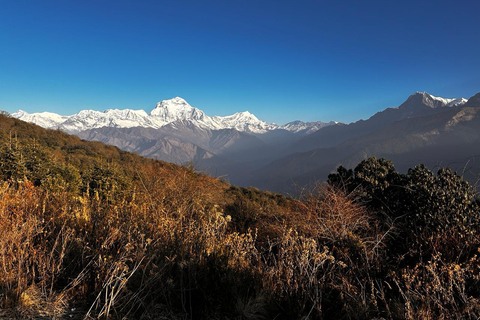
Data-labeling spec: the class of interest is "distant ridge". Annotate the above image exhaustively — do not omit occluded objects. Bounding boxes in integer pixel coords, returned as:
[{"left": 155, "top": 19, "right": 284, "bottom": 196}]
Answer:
[
  {"left": 291, "top": 91, "right": 468, "bottom": 152},
  {"left": 251, "top": 92, "right": 480, "bottom": 192}
]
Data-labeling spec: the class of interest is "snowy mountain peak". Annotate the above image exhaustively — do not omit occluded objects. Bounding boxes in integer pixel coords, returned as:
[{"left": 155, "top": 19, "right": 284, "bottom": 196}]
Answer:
[
  {"left": 149, "top": 97, "right": 219, "bottom": 129},
  {"left": 13, "top": 109, "right": 27, "bottom": 116},
  {"left": 427, "top": 93, "right": 467, "bottom": 107},
  {"left": 212, "top": 111, "right": 276, "bottom": 133},
  {"left": 445, "top": 98, "right": 468, "bottom": 107},
  {"left": 228, "top": 111, "right": 258, "bottom": 121},
  {"left": 154, "top": 97, "right": 189, "bottom": 109},
  {"left": 408, "top": 91, "right": 439, "bottom": 105},
  {"left": 152, "top": 97, "right": 192, "bottom": 114},
  {"left": 405, "top": 92, "right": 467, "bottom": 109},
  {"left": 11, "top": 110, "right": 69, "bottom": 129},
  {"left": 282, "top": 120, "right": 339, "bottom": 134}
]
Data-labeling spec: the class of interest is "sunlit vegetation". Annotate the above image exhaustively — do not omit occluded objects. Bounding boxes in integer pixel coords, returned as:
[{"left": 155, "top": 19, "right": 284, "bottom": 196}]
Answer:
[{"left": 0, "top": 114, "right": 479, "bottom": 319}]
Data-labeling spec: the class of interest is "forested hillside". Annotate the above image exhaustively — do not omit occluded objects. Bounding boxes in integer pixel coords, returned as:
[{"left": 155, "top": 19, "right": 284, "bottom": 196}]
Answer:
[{"left": 0, "top": 114, "right": 479, "bottom": 319}]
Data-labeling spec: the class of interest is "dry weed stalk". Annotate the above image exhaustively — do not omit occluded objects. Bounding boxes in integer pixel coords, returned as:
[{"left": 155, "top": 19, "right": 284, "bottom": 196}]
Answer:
[
  {"left": 0, "top": 181, "right": 74, "bottom": 318},
  {"left": 391, "top": 252, "right": 480, "bottom": 319}
]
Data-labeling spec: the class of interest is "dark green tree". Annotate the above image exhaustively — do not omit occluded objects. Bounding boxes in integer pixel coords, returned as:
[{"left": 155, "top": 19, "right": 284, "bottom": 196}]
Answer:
[
  {"left": 0, "top": 143, "right": 28, "bottom": 182},
  {"left": 328, "top": 158, "right": 480, "bottom": 261}
]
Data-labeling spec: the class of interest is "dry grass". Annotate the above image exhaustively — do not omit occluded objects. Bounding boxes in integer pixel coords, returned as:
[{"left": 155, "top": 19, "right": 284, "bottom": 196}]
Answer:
[
  {"left": 299, "top": 184, "right": 371, "bottom": 245},
  {"left": 0, "top": 159, "right": 478, "bottom": 319},
  {"left": 0, "top": 181, "right": 73, "bottom": 319},
  {"left": 390, "top": 252, "right": 480, "bottom": 320}
]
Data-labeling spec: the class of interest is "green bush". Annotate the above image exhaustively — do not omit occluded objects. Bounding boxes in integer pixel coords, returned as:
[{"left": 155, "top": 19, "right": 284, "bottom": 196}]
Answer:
[{"left": 328, "top": 158, "right": 480, "bottom": 261}]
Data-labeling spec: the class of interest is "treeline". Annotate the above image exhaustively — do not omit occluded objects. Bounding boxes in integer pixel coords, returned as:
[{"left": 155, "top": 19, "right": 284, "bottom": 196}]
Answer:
[{"left": 0, "top": 115, "right": 479, "bottom": 319}]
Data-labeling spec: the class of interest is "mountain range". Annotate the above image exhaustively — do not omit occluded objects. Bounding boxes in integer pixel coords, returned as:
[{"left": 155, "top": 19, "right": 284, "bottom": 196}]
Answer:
[
  {"left": 13, "top": 97, "right": 336, "bottom": 134},
  {"left": 12, "top": 91, "right": 480, "bottom": 193}
]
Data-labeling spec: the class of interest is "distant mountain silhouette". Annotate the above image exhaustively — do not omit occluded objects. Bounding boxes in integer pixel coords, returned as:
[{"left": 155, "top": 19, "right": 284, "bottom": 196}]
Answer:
[
  {"left": 291, "top": 92, "right": 467, "bottom": 153},
  {"left": 252, "top": 93, "right": 480, "bottom": 193}
]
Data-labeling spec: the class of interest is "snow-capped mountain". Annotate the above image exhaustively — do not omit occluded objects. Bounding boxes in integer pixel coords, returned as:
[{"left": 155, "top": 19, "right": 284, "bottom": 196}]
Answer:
[
  {"left": 12, "top": 110, "right": 69, "bottom": 129},
  {"left": 150, "top": 97, "right": 220, "bottom": 129},
  {"left": 60, "top": 109, "right": 158, "bottom": 133},
  {"left": 212, "top": 111, "right": 277, "bottom": 133},
  {"left": 12, "top": 97, "right": 334, "bottom": 134},
  {"left": 427, "top": 93, "right": 467, "bottom": 108},
  {"left": 394, "top": 91, "right": 467, "bottom": 112},
  {"left": 282, "top": 120, "right": 339, "bottom": 134}
]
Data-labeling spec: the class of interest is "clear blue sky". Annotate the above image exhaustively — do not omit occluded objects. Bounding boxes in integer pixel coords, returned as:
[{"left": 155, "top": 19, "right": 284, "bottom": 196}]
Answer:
[{"left": 1, "top": 0, "right": 479, "bottom": 124}]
